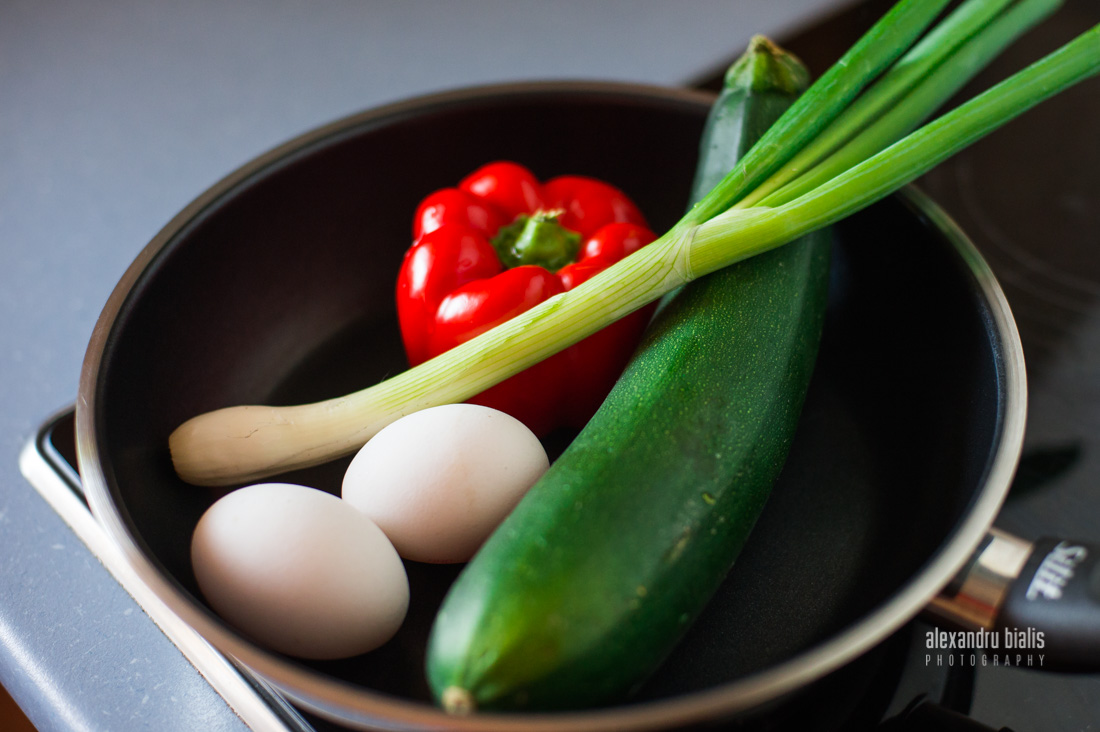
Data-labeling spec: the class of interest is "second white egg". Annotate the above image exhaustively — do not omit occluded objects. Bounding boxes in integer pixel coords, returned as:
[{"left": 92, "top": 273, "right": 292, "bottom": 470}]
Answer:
[
  {"left": 191, "top": 482, "right": 409, "bottom": 660},
  {"left": 342, "top": 404, "right": 549, "bottom": 563}
]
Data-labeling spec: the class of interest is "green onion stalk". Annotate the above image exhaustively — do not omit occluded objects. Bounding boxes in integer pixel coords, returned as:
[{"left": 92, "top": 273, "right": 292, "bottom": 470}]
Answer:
[{"left": 170, "top": 1, "right": 1099, "bottom": 487}]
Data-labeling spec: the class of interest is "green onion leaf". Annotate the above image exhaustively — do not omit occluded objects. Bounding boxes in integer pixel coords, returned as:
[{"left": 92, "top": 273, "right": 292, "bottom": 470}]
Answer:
[
  {"left": 688, "top": 22, "right": 1100, "bottom": 275},
  {"left": 756, "top": 0, "right": 1064, "bottom": 208},
  {"left": 682, "top": 0, "right": 953, "bottom": 226}
]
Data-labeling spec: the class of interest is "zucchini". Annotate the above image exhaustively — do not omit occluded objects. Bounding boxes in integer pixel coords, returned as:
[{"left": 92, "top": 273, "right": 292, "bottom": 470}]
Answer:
[{"left": 426, "top": 36, "right": 832, "bottom": 712}]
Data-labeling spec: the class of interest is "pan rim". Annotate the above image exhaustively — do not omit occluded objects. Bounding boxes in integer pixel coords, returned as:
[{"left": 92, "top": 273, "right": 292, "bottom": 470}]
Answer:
[{"left": 75, "top": 80, "right": 1027, "bottom": 731}]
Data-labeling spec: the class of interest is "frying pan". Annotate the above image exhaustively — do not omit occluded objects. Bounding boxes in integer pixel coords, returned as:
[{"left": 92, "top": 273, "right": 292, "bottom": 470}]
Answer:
[{"left": 74, "top": 82, "right": 1097, "bottom": 730}]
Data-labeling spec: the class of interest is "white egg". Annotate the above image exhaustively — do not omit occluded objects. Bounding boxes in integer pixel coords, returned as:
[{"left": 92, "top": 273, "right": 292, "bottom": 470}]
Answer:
[
  {"left": 191, "top": 482, "right": 408, "bottom": 660},
  {"left": 342, "top": 403, "right": 549, "bottom": 563}
]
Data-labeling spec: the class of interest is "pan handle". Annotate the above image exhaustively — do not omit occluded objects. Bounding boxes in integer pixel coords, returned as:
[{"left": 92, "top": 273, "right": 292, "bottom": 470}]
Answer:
[{"left": 926, "top": 529, "right": 1100, "bottom": 671}]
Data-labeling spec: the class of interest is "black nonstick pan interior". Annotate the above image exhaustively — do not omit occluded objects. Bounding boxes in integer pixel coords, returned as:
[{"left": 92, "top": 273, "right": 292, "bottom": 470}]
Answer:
[{"left": 80, "top": 83, "right": 1008, "bottom": 727}]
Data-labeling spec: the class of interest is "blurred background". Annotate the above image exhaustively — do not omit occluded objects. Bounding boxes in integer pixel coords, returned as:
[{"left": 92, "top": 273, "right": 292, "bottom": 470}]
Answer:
[{"left": 2, "top": 1, "right": 1098, "bottom": 730}]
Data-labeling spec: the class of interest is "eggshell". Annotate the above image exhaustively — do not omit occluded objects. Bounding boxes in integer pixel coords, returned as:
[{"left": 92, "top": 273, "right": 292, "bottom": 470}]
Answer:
[
  {"left": 342, "top": 403, "right": 549, "bottom": 563},
  {"left": 191, "top": 482, "right": 408, "bottom": 660}
]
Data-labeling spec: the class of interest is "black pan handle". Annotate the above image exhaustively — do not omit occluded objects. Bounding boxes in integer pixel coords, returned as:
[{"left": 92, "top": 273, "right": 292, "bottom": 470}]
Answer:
[
  {"left": 926, "top": 530, "right": 1100, "bottom": 672},
  {"left": 996, "top": 537, "right": 1100, "bottom": 671},
  {"left": 879, "top": 697, "right": 1013, "bottom": 731}
]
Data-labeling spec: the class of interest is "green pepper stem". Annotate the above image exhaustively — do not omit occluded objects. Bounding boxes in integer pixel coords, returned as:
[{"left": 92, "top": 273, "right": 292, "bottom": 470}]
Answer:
[{"left": 492, "top": 211, "right": 581, "bottom": 271}]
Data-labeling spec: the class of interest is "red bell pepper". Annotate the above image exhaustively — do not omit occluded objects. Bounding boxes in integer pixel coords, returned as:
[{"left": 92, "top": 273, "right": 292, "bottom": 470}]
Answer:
[{"left": 396, "top": 161, "right": 657, "bottom": 436}]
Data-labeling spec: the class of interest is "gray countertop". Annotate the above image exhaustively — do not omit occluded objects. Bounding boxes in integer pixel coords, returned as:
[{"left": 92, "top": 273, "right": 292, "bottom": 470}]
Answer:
[{"left": 1, "top": 2, "right": 839, "bottom": 730}]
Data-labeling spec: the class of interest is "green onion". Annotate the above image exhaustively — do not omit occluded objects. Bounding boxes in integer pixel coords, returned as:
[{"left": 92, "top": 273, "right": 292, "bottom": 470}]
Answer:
[
  {"left": 736, "top": 0, "right": 1019, "bottom": 209},
  {"left": 170, "top": 8, "right": 1100, "bottom": 486},
  {"left": 689, "top": 20, "right": 1100, "bottom": 274},
  {"left": 753, "top": 0, "right": 1063, "bottom": 208},
  {"left": 681, "top": 0, "right": 953, "bottom": 225}
]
